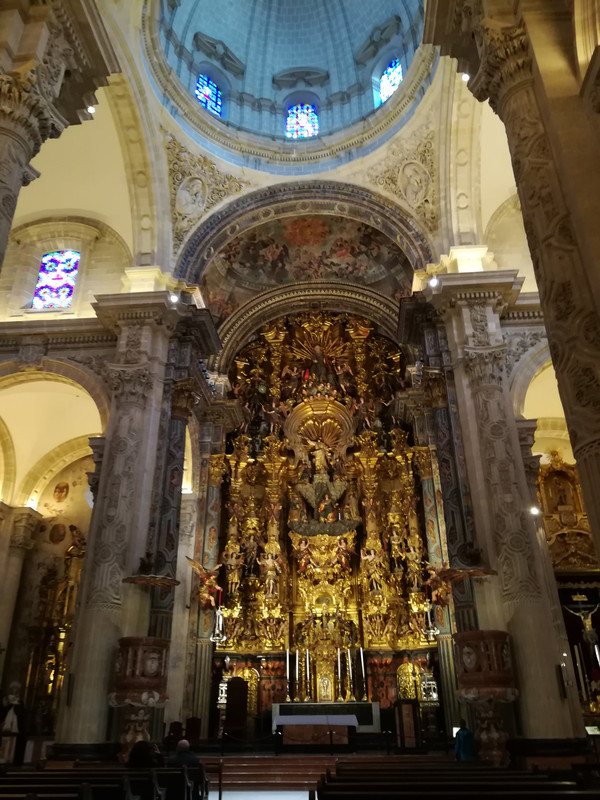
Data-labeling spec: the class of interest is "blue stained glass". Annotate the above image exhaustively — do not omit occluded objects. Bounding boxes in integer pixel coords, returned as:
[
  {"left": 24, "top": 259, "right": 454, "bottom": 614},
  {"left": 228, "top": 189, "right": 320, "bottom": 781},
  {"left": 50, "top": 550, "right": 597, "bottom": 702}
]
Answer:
[
  {"left": 33, "top": 250, "right": 80, "bottom": 310},
  {"left": 285, "top": 104, "right": 319, "bottom": 139},
  {"left": 195, "top": 74, "right": 223, "bottom": 117},
  {"left": 379, "top": 59, "right": 403, "bottom": 103}
]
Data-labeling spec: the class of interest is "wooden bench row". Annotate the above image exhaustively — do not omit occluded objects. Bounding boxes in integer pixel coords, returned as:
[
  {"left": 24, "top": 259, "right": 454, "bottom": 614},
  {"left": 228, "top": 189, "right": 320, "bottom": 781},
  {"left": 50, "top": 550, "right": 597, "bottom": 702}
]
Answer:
[{"left": 0, "top": 766, "right": 208, "bottom": 800}]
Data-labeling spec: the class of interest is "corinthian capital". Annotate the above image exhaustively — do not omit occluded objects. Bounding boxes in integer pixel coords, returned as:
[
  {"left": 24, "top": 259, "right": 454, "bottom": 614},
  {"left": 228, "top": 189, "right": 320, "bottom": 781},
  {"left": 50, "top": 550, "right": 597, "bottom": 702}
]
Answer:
[
  {"left": 470, "top": 20, "right": 532, "bottom": 115},
  {"left": 463, "top": 346, "right": 506, "bottom": 387}
]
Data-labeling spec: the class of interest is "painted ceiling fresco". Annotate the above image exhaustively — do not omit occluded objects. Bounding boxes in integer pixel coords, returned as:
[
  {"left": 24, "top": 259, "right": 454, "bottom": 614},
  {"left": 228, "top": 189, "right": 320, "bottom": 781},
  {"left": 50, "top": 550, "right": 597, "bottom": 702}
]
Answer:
[{"left": 201, "top": 215, "right": 413, "bottom": 325}]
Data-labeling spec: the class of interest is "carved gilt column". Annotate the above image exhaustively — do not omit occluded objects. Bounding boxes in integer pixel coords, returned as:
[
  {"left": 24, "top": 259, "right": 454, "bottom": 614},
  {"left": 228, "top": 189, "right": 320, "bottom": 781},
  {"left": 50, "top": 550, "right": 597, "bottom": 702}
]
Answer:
[{"left": 429, "top": 272, "right": 577, "bottom": 737}]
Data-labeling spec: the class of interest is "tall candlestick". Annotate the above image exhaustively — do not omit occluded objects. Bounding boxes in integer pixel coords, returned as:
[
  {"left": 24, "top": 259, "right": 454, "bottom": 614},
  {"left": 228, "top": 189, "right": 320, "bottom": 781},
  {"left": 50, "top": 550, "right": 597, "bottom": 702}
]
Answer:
[
  {"left": 296, "top": 649, "right": 299, "bottom": 681},
  {"left": 575, "top": 644, "right": 588, "bottom": 701},
  {"left": 359, "top": 646, "right": 367, "bottom": 701},
  {"left": 286, "top": 648, "right": 289, "bottom": 682},
  {"left": 306, "top": 648, "right": 310, "bottom": 699},
  {"left": 347, "top": 647, "right": 353, "bottom": 683}
]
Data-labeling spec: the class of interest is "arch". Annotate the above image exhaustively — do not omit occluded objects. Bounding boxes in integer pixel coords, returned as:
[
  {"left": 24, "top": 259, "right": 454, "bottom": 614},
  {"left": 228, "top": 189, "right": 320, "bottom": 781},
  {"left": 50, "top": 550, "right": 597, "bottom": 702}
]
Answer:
[
  {"left": 0, "top": 415, "right": 16, "bottom": 505},
  {"left": 0, "top": 361, "right": 111, "bottom": 432},
  {"left": 176, "top": 180, "right": 434, "bottom": 285},
  {"left": 214, "top": 280, "right": 401, "bottom": 375},
  {"left": 17, "top": 435, "right": 94, "bottom": 508},
  {"left": 510, "top": 340, "right": 552, "bottom": 418}
]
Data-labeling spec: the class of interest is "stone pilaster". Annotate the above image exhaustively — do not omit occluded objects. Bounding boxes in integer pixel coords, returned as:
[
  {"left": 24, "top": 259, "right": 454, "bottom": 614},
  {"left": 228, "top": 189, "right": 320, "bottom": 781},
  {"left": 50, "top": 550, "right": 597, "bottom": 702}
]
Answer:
[
  {"left": 0, "top": 507, "right": 42, "bottom": 679},
  {"left": 0, "top": 2, "right": 116, "bottom": 266},
  {"left": 54, "top": 293, "right": 203, "bottom": 744},
  {"left": 428, "top": 272, "right": 577, "bottom": 738}
]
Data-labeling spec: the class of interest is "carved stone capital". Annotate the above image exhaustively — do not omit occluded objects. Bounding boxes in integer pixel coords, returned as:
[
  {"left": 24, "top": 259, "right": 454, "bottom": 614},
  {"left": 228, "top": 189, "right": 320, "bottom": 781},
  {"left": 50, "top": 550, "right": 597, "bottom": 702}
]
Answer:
[
  {"left": 9, "top": 508, "right": 42, "bottom": 550},
  {"left": 17, "top": 334, "right": 48, "bottom": 371},
  {"left": 171, "top": 378, "right": 200, "bottom": 421},
  {"left": 470, "top": 20, "right": 532, "bottom": 115},
  {"left": 463, "top": 347, "right": 506, "bottom": 386},
  {"left": 107, "top": 365, "right": 155, "bottom": 408}
]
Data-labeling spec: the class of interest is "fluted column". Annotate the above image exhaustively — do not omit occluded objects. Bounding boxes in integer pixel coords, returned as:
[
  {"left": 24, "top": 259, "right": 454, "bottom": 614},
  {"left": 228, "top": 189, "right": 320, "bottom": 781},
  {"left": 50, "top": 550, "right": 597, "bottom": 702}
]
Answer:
[
  {"left": 0, "top": 507, "right": 42, "bottom": 679},
  {"left": 429, "top": 272, "right": 577, "bottom": 738},
  {"left": 0, "top": 3, "right": 115, "bottom": 266},
  {"left": 424, "top": 0, "right": 600, "bottom": 594}
]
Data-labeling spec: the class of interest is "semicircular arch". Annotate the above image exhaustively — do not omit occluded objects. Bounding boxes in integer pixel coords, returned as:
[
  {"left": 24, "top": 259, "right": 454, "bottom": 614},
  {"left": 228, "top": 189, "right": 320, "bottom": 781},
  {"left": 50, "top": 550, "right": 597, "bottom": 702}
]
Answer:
[
  {"left": 510, "top": 340, "right": 553, "bottom": 418},
  {"left": 215, "top": 280, "right": 401, "bottom": 374},
  {"left": 0, "top": 415, "right": 16, "bottom": 504},
  {"left": 16, "top": 435, "right": 93, "bottom": 508},
  {"left": 0, "top": 360, "right": 110, "bottom": 431},
  {"left": 175, "top": 180, "right": 434, "bottom": 286}
]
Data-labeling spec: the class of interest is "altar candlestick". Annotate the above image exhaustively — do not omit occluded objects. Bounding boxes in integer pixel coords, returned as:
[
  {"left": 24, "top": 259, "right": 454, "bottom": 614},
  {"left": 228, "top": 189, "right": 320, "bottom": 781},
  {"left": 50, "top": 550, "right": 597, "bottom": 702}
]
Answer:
[
  {"left": 359, "top": 646, "right": 367, "bottom": 701},
  {"left": 306, "top": 648, "right": 310, "bottom": 699},
  {"left": 286, "top": 648, "right": 289, "bottom": 682},
  {"left": 337, "top": 648, "right": 342, "bottom": 700},
  {"left": 347, "top": 647, "right": 355, "bottom": 699}
]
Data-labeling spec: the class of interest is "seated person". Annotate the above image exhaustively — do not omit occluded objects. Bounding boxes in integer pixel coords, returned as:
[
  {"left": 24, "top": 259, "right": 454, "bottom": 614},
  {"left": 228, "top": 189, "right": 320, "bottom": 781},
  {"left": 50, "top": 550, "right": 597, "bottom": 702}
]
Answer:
[
  {"left": 167, "top": 738, "right": 199, "bottom": 768},
  {"left": 127, "top": 739, "right": 165, "bottom": 767}
]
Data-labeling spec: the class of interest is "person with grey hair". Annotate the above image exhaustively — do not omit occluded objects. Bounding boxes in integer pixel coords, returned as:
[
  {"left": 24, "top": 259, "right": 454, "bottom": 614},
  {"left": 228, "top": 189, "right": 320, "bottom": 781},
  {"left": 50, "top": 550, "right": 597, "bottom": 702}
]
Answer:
[{"left": 167, "top": 738, "right": 199, "bottom": 768}]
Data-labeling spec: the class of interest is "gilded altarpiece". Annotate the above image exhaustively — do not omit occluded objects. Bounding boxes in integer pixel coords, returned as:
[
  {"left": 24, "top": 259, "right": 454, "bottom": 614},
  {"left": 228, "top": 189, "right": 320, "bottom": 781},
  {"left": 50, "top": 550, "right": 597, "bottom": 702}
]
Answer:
[
  {"left": 537, "top": 452, "right": 600, "bottom": 719},
  {"left": 209, "top": 313, "right": 452, "bottom": 730}
]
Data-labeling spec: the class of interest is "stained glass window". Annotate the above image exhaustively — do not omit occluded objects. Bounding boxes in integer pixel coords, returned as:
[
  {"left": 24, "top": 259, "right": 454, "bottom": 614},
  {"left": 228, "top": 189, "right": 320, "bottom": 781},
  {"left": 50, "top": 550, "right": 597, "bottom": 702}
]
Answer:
[
  {"left": 195, "top": 74, "right": 223, "bottom": 117},
  {"left": 285, "top": 104, "right": 319, "bottom": 139},
  {"left": 32, "top": 250, "right": 80, "bottom": 310},
  {"left": 379, "top": 58, "right": 403, "bottom": 103}
]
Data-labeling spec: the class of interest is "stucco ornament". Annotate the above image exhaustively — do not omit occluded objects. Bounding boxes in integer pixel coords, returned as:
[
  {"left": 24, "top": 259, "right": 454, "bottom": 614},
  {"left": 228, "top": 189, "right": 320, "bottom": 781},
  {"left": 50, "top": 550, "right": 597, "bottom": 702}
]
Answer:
[
  {"left": 367, "top": 120, "right": 438, "bottom": 232},
  {"left": 165, "top": 135, "right": 250, "bottom": 252}
]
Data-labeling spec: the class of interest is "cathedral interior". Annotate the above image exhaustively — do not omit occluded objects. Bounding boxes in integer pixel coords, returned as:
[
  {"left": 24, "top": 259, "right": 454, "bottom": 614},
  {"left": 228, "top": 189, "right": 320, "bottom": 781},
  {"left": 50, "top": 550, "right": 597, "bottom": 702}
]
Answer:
[{"left": 1, "top": 0, "right": 600, "bottom": 766}]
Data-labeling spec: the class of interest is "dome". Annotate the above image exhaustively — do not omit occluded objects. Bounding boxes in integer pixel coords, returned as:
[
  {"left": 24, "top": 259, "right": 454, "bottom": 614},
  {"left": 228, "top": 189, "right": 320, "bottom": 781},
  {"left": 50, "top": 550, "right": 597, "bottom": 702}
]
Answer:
[{"left": 145, "top": 0, "right": 435, "bottom": 173}]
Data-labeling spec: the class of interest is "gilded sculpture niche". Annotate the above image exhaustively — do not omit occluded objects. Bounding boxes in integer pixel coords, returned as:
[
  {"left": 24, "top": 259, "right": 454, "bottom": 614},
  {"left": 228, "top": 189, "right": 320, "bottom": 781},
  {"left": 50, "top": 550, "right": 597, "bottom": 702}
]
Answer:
[
  {"left": 537, "top": 451, "right": 598, "bottom": 573},
  {"left": 211, "top": 312, "right": 449, "bottom": 717}
]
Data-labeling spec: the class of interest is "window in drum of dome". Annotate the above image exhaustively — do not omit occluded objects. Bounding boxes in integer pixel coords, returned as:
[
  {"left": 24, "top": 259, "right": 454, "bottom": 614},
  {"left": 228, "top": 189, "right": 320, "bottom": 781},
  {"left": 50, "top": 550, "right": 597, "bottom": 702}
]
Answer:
[
  {"left": 32, "top": 250, "right": 81, "bottom": 310},
  {"left": 285, "top": 103, "right": 319, "bottom": 139},
  {"left": 195, "top": 74, "right": 223, "bottom": 117},
  {"left": 379, "top": 58, "right": 403, "bottom": 103}
]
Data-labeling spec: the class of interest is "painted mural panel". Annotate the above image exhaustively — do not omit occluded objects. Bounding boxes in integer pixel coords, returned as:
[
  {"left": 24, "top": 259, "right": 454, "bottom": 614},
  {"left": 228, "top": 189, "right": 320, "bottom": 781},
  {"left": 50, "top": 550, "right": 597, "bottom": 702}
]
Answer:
[{"left": 201, "top": 216, "right": 413, "bottom": 324}]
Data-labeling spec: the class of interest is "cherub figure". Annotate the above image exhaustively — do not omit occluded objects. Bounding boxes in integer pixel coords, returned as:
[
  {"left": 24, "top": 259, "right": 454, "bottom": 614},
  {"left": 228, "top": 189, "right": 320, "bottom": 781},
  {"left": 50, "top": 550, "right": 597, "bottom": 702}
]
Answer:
[
  {"left": 295, "top": 537, "right": 314, "bottom": 573},
  {"left": 424, "top": 563, "right": 496, "bottom": 607},
  {"left": 186, "top": 557, "right": 222, "bottom": 609},
  {"left": 333, "top": 536, "right": 354, "bottom": 572}
]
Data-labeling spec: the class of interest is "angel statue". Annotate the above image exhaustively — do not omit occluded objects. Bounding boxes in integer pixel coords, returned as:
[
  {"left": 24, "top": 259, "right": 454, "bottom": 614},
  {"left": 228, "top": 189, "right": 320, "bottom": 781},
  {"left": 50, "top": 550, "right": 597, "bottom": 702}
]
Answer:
[
  {"left": 186, "top": 556, "right": 223, "bottom": 610},
  {"left": 424, "top": 563, "right": 496, "bottom": 607},
  {"left": 258, "top": 550, "right": 282, "bottom": 598}
]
